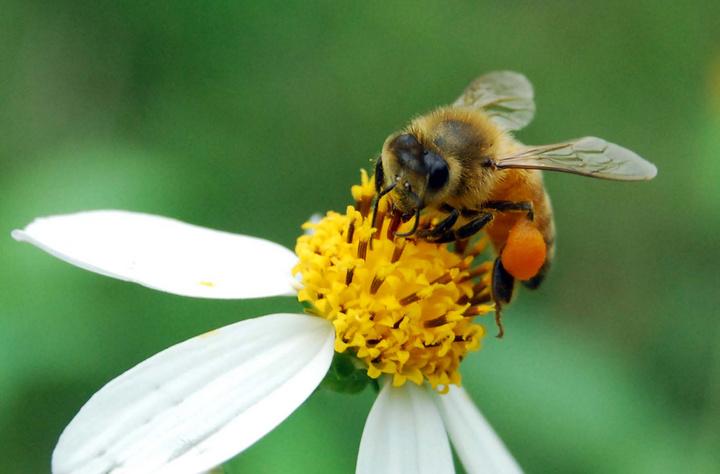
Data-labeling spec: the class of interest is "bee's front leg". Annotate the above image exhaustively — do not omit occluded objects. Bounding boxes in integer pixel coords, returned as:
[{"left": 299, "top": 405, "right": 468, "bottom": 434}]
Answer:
[
  {"left": 426, "top": 212, "right": 494, "bottom": 243},
  {"left": 418, "top": 207, "right": 459, "bottom": 239}
]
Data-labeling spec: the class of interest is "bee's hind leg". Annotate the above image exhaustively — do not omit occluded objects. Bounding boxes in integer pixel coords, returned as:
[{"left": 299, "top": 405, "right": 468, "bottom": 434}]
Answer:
[
  {"left": 481, "top": 200, "right": 534, "bottom": 220},
  {"left": 491, "top": 256, "right": 515, "bottom": 338}
]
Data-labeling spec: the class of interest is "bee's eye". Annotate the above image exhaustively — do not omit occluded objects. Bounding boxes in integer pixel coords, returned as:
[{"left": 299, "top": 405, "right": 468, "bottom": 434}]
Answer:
[
  {"left": 424, "top": 151, "right": 449, "bottom": 191},
  {"left": 394, "top": 134, "right": 422, "bottom": 155},
  {"left": 392, "top": 134, "right": 424, "bottom": 172}
]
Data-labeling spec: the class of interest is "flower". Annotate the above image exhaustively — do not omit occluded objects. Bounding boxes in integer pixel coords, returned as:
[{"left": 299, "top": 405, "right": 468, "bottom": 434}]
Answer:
[
  {"left": 13, "top": 172, "right": 521, "bottom": 474},
  {"left": 295, "top": 172, "right": 494, "bottom": 391}
]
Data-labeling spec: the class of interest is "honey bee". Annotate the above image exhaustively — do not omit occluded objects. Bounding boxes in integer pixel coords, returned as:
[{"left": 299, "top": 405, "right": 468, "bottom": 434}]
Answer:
[{"left": 373, "top": 71, "right": 657, "bottom": 336}]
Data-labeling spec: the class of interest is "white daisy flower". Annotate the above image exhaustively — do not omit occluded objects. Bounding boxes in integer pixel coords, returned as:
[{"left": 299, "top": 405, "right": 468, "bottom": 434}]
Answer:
[{"left": 13, "top": 172, "right": 521, "bottom": 474}]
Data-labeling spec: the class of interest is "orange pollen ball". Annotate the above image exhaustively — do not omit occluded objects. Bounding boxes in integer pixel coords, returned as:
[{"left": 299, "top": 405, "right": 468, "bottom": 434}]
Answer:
[{"left": 501, "top": 219, "right": 546, "bottom": 280}]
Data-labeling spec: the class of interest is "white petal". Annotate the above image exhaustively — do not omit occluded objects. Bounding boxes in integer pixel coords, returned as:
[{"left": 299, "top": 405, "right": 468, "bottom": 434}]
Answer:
[
  {"left": 52, "top": 314, "right": 335, "bottom": 474},
  {"left": 357, "top": 382, "right": 454, "bottom": 474},
  {"left": 435, "top": 386, "right": 522, "bottom": 474},
  {"left": 13, "top": 210, "right": 297, "bottom": 299}
]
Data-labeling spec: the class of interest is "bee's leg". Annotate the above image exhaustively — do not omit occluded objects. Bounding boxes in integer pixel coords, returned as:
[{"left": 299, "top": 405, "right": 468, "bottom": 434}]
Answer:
[
  {"left": 428, "top": 212, "right": 494, "bottom": 243},
  {"left": 430, "top": 232, "right": 461, "bottom": 244},
  {"left": 419, "top": 207, "right": 459, "bottom": 239},
  {"left": 482, "top": 200, "right": 534, "bottom": 220},
  {"left": 492, "top": 256, "right": 515, "bottom": 338},
  {"left": 455, "top": 212, "right": 494, "bottom": 239}
]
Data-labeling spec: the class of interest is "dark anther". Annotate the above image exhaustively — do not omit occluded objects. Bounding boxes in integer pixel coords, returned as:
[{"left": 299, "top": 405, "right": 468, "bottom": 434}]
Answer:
[
  {"left": 424, "top": 315, "right": 448, "bottom": 328},
  {"left": 370, "top": 276, "right": 384, "bottom": 295},
  {"left": 346, "top": 220, "right": 355, "bottom": 244},
  {"left": 470, "top": 293, "right": 492, "bottom": 305},
  {"left": 387, "top": 212, "right": 403, "bottom": 240},
  {"left": 391, "top": 242, "right": 405, "bottom": 262},
  {"left": 399, "top": 293, "right": 420, "bottom": 306},
  {"left": 357, "top": 240, "right": 368, "bottom": 260}
]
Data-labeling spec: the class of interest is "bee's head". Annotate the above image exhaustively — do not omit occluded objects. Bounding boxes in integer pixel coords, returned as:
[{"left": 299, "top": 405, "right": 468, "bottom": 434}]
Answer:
[{"left": 376, "top": 133, "right": 449, "bottom": 217}]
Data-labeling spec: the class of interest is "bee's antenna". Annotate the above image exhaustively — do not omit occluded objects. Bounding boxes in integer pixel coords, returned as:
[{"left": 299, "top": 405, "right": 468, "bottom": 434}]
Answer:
[{"left": 371, "top": 183, "right": 397, "bottom": 230}]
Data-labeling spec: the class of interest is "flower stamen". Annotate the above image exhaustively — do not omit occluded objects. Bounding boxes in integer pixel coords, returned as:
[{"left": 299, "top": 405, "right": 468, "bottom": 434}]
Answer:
[
  {"left": 294, "top": 170, "right": 495, "bottom": 389},
  {"left": 370, "top": 276, "right": 385, "bottom": 295}
]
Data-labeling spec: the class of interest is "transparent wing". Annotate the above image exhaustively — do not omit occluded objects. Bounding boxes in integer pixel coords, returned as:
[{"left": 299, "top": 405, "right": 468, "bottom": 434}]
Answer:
[
  {"left": 453, "top": 71, "right": 535, "bottom": 131},
  {"left": 496, "top": 136, "right": 657, "bottom": 180}
]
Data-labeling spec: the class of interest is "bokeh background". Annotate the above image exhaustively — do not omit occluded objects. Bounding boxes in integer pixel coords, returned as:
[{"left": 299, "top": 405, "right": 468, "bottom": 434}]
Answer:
[{"left": 2, "top": 1, "right": 719, "bottom": 472}]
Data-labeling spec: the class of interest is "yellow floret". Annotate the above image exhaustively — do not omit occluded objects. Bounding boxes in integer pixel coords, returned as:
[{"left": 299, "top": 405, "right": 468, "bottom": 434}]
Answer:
[{"left": 294, "top": 170, "right": 493, "bottom": 390}]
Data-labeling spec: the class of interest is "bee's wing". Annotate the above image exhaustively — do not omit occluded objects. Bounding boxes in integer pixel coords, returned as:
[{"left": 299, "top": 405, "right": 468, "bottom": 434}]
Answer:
[
  {"left": 453, "top": 71, "right": 535, "bottom": 131},
  {"left": 496, "top": 136, "right": 657, "bottom": 180}
]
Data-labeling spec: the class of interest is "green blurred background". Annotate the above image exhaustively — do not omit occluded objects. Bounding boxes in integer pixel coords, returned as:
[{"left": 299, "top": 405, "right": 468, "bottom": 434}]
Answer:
[{"left": 2, "top": 1, "right": 719, "bottom": 472}]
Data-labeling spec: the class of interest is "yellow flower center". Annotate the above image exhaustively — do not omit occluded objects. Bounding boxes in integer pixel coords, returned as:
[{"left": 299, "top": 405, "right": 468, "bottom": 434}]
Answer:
[{"left": 293, "top": 171, "right": 494, "bottom": 390}]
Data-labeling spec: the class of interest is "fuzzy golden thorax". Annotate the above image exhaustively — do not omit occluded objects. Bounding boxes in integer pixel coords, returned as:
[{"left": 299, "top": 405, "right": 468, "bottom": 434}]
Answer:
[{"left": 380, "top": 106, "right": 514, "bottom": 215}]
